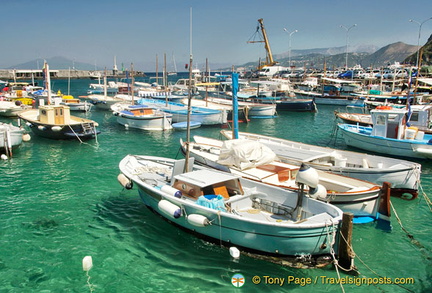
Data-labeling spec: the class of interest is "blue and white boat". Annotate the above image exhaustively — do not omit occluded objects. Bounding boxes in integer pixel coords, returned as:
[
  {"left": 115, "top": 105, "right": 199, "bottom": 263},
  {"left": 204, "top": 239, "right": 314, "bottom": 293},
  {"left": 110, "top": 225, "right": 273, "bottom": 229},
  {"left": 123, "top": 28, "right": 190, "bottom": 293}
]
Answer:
[
  {"left": 111, "top": 103, "right": 172, "bottom": 131},
  {"left": 172, "top": 121, "right": 201, "bottom": 130},
  {"left": 118, "top": 155, "right": 343, "bottom": 256},
  {"left": 137, "top": 98, "right": 227, "bottom": 125},
  {"left": 338, "top": 107, "right": 432, "bottom": 159}
]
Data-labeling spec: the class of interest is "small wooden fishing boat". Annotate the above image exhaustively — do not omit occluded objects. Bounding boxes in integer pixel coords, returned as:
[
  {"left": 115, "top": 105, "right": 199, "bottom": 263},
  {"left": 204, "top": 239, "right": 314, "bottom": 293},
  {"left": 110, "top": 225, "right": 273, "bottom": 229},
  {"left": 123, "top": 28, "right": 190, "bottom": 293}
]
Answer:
[
  {"left": 118, "top": 155, "right": 343, "bottom": 256},
  {"left": 180, "top": 136, "right": 390, "bottom": 222},
  {"left": 111, "top": 103, "right": 172, "bottom": 131},
  {"left": 18, "top": 105, "right": 99, "bottom": 140},
  {"left": 220, "top": 130, "right": 421, "bottom": 199},
  {"left": 338, "top": 107, "right": 432, "bottom": 160}
]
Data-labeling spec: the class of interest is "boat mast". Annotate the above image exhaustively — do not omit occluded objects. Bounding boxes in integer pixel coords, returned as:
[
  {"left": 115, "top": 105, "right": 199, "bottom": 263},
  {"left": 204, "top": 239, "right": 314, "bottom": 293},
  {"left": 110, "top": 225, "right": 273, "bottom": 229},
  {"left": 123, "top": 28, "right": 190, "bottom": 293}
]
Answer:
[
  {"left": 184, "top": 7, "right": 193, "bottom": 172},
  {"left": 44, "top": 61, "right": 51, "bottom": 105},
  {"left": 131, "top": 63, "right": 134, "bottom": 105},
  {"left": 232, "top": 72, "right": 239, "bottom": 139}
]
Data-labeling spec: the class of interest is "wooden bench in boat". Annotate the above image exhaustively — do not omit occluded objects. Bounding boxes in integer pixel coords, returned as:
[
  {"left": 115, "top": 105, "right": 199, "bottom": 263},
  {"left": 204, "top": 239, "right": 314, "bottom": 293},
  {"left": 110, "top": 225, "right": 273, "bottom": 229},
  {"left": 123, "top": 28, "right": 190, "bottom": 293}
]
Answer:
[{"left": 256, "top": 164, "right": 299, "bottom": 182}]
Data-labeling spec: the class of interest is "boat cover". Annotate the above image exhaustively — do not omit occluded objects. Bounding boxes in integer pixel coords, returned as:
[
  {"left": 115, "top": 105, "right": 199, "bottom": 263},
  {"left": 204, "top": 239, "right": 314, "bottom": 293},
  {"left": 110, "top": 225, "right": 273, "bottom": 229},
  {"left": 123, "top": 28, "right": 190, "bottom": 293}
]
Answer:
[{"left": 217, "top": 139, "right": 277, "bottom": 170}]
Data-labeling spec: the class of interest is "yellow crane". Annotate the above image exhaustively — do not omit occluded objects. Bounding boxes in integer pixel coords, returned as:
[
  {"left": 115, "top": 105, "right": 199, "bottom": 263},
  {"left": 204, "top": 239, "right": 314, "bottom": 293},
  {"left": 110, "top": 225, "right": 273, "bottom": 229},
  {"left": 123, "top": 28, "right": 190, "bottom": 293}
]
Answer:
[{"left": 248, "top": 18, "right": 278, "bottom": 69}]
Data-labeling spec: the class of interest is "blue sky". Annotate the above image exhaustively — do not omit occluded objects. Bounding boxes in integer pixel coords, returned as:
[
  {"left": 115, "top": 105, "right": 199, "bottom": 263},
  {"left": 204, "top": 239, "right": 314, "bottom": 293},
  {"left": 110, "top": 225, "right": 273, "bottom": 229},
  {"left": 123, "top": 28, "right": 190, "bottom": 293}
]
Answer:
[{"left": 1, "top": 0, "right": 431, "bottom": 71}]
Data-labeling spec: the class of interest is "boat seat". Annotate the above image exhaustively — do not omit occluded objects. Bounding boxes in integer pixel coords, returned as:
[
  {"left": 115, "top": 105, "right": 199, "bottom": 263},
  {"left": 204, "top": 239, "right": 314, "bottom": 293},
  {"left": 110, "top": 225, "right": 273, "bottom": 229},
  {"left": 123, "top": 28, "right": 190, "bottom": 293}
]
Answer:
[
  {"left": 256, "top": 164, "right": 298, "bottom": 182},
  {"left": 298, "top": 212, "right": 333, "bottom": 224}
]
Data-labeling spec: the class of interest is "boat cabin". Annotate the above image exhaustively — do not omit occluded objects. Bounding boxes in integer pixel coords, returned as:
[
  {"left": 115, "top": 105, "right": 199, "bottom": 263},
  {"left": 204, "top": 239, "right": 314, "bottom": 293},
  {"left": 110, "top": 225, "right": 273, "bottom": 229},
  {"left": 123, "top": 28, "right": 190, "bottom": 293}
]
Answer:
[
  {"left": 370, "top": 108, "right": 417, "bottom": 139},
  {"left": 407, "top": 105, "right": 432, "bottom": 131},
  {"left": 172, "top": 169, "right": 244, "bottom": 200},
  {"left": 39, "top": 105, "right": 71, "bottom": 125},
  {"left": 120, "top": 105, "right": 154, "bottom": 116}
]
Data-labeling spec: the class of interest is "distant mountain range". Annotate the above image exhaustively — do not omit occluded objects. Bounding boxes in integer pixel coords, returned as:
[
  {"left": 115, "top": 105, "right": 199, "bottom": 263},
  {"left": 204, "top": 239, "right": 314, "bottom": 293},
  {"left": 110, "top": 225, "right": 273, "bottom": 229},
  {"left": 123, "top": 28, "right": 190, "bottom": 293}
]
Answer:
[
  {"left": 6, "top": 36, "right": 432, "bottom": 72},
  {"left": 240, "top": 42, "right": 421, "bottom": 71},
  {"left": 9, "top": 56, "right": 99, "bottom": 71}
]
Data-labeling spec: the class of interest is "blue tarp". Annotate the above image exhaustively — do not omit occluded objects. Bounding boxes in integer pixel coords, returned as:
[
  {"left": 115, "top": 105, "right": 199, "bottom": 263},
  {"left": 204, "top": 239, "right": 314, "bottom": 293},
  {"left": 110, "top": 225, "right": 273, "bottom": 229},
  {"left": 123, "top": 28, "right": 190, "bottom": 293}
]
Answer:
[{"left": 196, "top": 195, "right": 226, "bottom": 211}]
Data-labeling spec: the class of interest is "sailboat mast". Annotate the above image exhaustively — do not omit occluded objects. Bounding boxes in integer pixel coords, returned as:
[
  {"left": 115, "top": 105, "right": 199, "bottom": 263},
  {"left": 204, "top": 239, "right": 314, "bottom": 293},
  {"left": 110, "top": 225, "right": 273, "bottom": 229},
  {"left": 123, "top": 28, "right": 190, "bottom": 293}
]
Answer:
[
  {"left": 232, "top": 73, "right": 239, "bottom": 139},
  {"left": 131, "top": 63, "right": 134, "bottom": 106},
  {"left": 68, "top": 67, "right": 71, "bottom": 95},
  {"left": 44, "top": 61, "right": 51, "bottom": 105},
  {"left": 184, "top": 7, "right": 193, "bottom": 172}
]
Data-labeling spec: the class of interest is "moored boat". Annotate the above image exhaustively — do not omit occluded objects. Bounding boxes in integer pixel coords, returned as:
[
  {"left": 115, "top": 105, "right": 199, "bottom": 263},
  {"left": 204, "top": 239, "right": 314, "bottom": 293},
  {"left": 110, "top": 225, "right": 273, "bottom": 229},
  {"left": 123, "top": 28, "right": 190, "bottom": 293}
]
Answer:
[
  {"left": 111, "top": 103, "right": 172, "bottom": 131},
  {"left": 180, "top": 136, "right": 389, "bottom": 221},
  {"left": 337, "top": 107, "right": 432, "bottom": 160},
  {"left": 137, "top": 98, "right": 227, "bottom": 125},
  {"left": 0, "top": 100, "right": 30, "bottom": 117},
  {"left": 118, "top": 155, "right": 343, "bottom": 256},
  {"left": 0, "top": 122, "right": 26, "bottom": 156},
  {"left": 18, "top": 105, "right": 100, "bottom": 140},
  {"left": 220, "top": 130, "right": 421, "bottom": 199},
  {"left": 335, "top": 104, "right": 432, "bottom": 134}
]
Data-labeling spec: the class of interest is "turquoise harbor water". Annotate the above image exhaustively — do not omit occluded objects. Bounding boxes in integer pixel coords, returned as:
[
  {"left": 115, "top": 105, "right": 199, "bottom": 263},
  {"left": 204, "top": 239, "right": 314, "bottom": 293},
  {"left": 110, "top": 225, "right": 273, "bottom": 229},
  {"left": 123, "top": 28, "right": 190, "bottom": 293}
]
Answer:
[{"left": 0, "top": 77, "right": 431, "bottom": 293}]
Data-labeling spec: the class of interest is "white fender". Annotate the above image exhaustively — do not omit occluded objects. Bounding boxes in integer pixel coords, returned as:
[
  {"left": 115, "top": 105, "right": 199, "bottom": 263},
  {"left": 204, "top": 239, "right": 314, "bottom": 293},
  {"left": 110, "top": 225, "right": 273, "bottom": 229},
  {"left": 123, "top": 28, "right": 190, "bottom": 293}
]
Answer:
[
  {"left": 158, "top": 200, "right": 181, "bottom": 219},
  {"left": 117, "top": 173, "right": 133, "bottom": 189},
  {"left": 161, "top": 185, "right": 182, "bottom": 198},
  {"left": 187, "top": 214, "right": 210, "bottom": 227}
]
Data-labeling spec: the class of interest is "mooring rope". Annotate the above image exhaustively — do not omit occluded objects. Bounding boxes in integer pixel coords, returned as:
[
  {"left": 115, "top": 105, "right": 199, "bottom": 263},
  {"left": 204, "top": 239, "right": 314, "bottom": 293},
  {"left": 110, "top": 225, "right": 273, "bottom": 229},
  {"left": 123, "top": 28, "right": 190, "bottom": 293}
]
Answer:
[
  {"left": 217, "top": 211, "right": 222, "bottom": 247},
  {"left": 328, "top": 222, "right": 416, "bottom": 293},
  {"left": 86, "top": 271, "right": 95, "bottom": 293},
  {"left": 326, "top": 219, "right": 346, "bottom": 293},
  {"left": 390, "top": 200, "right": 415, "bottom": 240},
  {"left": 418, "top": 183, "right": 432, "bottom": 212},
  {"left": 68, "top": 124, "right": 83, "bottom": 143}
]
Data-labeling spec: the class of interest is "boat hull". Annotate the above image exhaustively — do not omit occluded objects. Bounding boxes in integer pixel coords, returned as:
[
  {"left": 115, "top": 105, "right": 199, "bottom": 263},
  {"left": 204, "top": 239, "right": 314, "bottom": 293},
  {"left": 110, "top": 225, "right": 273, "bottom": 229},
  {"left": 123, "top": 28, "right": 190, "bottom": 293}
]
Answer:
[
  {"left": 116, "top": 114, "right": 172, "bottom": 131},
  {"left": 138, "top": 98, "right": 227, "bottom": 125},
  {"left": 18, "top": 109, "right": 100, "bottom": 140},
  {"left": 0, "top": 124, "right": 25, "bottom": 149},
  {"left": 138, "top": 188, "right": 338, "bottom": 256},
  {"left": 338, "top": 124, "right": 432, "bottom": 159},
  {"left": 275, "top": 99, "right": 317, "bottom": 112}
]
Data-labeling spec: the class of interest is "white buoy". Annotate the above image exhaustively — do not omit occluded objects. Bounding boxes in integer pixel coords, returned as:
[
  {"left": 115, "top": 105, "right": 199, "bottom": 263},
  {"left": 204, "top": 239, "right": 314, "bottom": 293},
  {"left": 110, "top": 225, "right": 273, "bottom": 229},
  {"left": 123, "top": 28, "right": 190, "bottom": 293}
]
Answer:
[
  {"left": 187, "top": 214, "right": 210, "bottom": 227},
  {"left": 22, "top": 133, "right": 31, "bottom": 141},
  {"left": 51, "top": 126, "right": 62, "bottom": 132},
  {"left": 38, "top": 125, "right": 46, "bottom": 131},
  {"left": 82, "top": 256, "right": 93, "bottom": 272},
  {"left": 1, "top": 154, "right": 8, "bottom": 160},
  {"left": 229, "top": 247, "right": 240, "bottom": 259}
]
